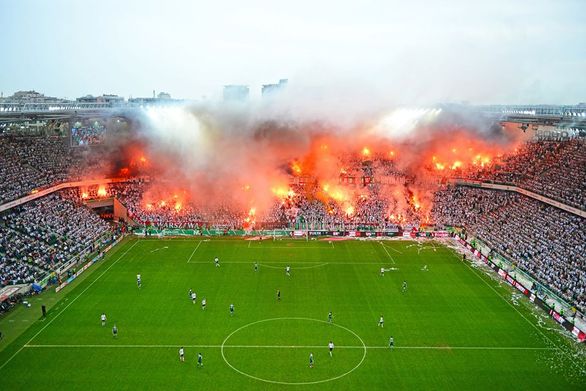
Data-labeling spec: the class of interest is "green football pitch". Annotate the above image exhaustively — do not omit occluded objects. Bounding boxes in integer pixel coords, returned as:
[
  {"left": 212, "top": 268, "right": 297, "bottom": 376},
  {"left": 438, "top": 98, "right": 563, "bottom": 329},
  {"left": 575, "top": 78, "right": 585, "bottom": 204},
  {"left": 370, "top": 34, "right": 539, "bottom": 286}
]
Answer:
[{"left": 1, "top": 237, "right": 585, "bottom": 390}]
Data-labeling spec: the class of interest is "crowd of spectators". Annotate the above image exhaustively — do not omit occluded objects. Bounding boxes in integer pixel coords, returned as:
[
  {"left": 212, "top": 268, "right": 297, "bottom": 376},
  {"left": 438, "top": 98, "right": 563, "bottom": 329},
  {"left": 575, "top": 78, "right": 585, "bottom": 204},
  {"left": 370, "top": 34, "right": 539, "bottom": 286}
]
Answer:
[
  {"left": 0, "top": 135, "right": 113, "bottom": 205},
  {"left": 433, "top": 186, "right": 586, "bottom": 313},
  {"left": 0, "top": 192, "right": 112, "bottom": 287},
  {"left": 0, "top": 136, "right": 76, "bottom": 204},
  {"left": 466, "top": 139, "right": 586, "bottom": 210},
  {"left": 88, "top": 180, "right": 410, "bottom": 230},
  {"left": 71, "top": 124, "right": 107, "bottom": 146}
]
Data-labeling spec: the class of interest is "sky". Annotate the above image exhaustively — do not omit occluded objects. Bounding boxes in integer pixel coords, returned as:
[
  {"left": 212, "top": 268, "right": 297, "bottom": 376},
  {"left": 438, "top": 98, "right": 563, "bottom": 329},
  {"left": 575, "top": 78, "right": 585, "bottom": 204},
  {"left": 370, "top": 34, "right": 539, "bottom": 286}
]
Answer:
[{"left": 0, "top": 0, "right": 584, "bottom": 104}]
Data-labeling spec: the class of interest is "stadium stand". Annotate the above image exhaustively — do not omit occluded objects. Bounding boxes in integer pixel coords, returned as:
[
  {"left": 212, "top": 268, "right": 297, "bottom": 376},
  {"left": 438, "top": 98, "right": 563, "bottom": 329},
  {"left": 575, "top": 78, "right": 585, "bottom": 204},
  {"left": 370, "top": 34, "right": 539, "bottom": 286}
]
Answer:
[
  {"left": 468, "top": 139, "right": 586, "bottom": 210},
  {"left": 0, "top": 192, "right": 113, "bottom": 289},
  {"left": 0, "top": 135, "right": 110, "bottom": 205},
  {"left": 432, "top": 186, "right": 585, "bottom": 313},
  {"left": 0, "top": 136, "right": 75, "bottom": 204}
]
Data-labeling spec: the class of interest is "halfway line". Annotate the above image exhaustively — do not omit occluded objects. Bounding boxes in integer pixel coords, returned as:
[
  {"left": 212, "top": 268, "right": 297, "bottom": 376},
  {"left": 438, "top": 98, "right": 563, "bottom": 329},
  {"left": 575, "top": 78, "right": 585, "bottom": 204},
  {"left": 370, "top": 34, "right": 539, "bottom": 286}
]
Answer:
[{"left": 23, "top": 344, "right": 556, "bottom": 351}]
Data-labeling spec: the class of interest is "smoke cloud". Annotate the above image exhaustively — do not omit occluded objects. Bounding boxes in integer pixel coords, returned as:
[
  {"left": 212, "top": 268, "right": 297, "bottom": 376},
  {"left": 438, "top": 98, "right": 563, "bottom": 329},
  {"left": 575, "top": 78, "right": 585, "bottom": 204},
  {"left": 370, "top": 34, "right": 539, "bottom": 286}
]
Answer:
[{"left": 82, "top": 97, "right": 528, "bottom": 225}]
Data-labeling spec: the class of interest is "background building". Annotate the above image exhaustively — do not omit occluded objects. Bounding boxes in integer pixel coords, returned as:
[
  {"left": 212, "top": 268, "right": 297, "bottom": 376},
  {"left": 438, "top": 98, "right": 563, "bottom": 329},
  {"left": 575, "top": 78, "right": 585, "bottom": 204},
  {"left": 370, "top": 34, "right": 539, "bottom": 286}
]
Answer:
[
  {"left": 223, "top": 85, "right": 249, "bottom": 102},
  {"left": 262, "top": 79, "right": 288, "bottom": 98},
  {"left": 76, "top": 94, "right": 125, "bottom": 105}
]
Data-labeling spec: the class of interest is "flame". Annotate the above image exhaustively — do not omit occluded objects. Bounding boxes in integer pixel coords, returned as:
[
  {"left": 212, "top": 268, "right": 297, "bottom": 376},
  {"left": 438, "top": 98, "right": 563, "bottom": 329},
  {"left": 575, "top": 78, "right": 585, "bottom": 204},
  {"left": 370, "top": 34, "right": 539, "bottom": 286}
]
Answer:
[
  {"left": 244, "top": 207, "right": 256, "bottom": 226},
  {"left": 81, "top": 192, "right": 89, "bottom": 199},
  {"left": 290, "top": 161, "right": 302, "bottom": 175},
  {"left": 426, "top": 134, "right": 517, "bottom": 175},
  {"left": 450, "top": 161, "right": 463, "bottom": 170},
  {"left": 345, "top": 205, "right": 355, "bottom": 216},
  {"left": 323, "top": 184, "right": 349, "bottom": 202},
  {"left": 412, "top": 195, "right": 421, "bottom": 211},
  {"left": 362, "top": 147, "right": 371, "bottom": 157},
  {"left": 174, "top": 202, "right": 182, "bottom": 212},
  {"left": 97, "top": 186, "right": 107, "bottom": 197},
  {"left": 272, "top": 186, "right": 295, "bottom": 200}
]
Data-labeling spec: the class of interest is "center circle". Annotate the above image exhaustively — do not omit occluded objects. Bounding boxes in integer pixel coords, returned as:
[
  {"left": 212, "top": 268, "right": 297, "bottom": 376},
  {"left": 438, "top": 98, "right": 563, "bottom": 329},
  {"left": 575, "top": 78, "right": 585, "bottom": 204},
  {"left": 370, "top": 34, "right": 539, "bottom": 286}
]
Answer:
[{"left": 220, "top": 317, "right": 367, "bottom": 385}]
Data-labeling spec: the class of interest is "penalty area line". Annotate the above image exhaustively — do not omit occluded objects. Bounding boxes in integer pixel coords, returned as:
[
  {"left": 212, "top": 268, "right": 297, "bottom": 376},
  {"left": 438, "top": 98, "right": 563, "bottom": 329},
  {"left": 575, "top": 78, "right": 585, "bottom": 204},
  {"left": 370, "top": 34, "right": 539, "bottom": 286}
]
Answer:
[
  {"left": 186, "top": 241, "right": 202, "bottom": 263},
  {"left": 379, "top": 243, "right": 396, "bottom": 264}
]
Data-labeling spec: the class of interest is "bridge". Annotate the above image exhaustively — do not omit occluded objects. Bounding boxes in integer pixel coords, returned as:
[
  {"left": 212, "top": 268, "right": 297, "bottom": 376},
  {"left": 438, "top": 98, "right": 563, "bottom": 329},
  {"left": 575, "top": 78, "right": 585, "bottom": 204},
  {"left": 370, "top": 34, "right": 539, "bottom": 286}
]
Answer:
[
  {"left": 478, "top": 104, "right": 586, "bottom": 128},
  {"left": 1, "top": 101, "right": 585, "bottom": 128},
  {"left": 0, "top": 100, "right": 184, "bottom": 124},
  {"left": 0, "top": 102, "right": 132, "bottom": 123}
]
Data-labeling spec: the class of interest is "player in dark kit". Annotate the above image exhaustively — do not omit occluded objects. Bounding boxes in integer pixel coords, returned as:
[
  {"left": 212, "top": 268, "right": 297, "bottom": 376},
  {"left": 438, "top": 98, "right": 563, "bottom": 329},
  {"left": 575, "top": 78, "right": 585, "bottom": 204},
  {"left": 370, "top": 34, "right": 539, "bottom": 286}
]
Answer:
[{"left": 276, "top": 289, "right": 281, "bottom": 301}]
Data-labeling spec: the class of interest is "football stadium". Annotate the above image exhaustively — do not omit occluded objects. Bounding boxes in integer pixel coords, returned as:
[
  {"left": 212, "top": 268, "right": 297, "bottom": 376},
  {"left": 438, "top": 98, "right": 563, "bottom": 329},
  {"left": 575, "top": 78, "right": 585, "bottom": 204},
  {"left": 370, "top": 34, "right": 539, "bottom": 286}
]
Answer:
[{"left": 1, "top": 1, "right": 585, "bottom": 390}]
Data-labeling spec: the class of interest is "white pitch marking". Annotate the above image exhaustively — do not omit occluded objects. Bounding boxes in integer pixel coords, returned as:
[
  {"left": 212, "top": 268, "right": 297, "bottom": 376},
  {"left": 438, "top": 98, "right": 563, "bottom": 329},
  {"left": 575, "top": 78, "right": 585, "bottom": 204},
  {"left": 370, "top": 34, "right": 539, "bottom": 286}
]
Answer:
[
  {"left": 186, "top": 261, "right": 390, "bottom": 265},
  {"left": 379, "top": 242, "right": 396, "bottom": 264},
  {"left": 260, "top": 263, "right": 329, "bottom": 270},
  {"left": 186, "top": 241, "right": 202, "bottom": 263},
  {"left": 461, "top": 257, "right": 585, "bottom": 374},
  {"left": 0, "top": 239, "right": 140, "bottom": 372},
  {"left": 247, "top": 246, "right": 335, "bottom": 249},
  {"left": 382, "top": 243, "right": 403, "bottom": 254},
  {"left": 23, "top": 344, "right": 556, "bottom": 351}
]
